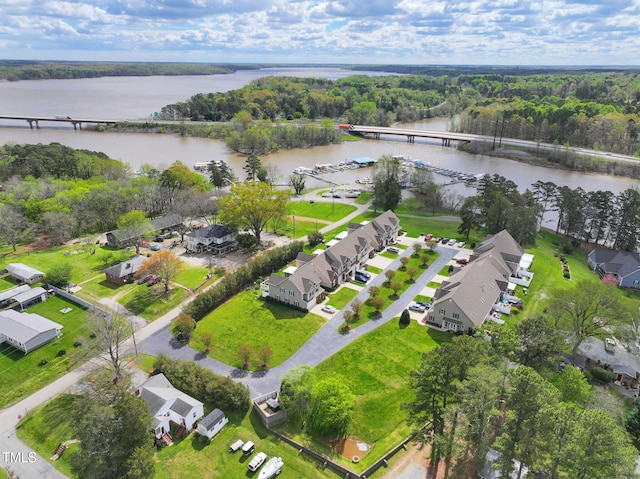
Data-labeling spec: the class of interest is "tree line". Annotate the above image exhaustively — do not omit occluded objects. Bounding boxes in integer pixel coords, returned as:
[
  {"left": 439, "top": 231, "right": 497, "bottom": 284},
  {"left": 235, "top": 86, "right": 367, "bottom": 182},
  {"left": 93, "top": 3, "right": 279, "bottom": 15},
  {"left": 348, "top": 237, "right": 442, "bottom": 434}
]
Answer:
[{"left": 458, "top": 174, "right": 640, "bottom": 251}]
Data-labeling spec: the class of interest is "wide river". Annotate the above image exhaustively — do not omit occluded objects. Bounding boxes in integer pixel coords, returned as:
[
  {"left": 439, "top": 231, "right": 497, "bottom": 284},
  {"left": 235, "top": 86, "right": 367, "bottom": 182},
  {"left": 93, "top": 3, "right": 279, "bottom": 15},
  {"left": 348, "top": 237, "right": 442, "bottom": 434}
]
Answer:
[{"left": 0, "top": 67, "right": 637, "bottom": 199}]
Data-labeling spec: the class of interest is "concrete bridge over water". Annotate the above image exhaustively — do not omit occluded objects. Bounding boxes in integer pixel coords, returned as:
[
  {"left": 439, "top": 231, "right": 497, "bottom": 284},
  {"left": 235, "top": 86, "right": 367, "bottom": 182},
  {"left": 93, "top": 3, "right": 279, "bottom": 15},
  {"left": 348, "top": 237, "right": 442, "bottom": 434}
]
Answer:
[{"left": 0, "top": 114, "right": 117, "bottom": 130}]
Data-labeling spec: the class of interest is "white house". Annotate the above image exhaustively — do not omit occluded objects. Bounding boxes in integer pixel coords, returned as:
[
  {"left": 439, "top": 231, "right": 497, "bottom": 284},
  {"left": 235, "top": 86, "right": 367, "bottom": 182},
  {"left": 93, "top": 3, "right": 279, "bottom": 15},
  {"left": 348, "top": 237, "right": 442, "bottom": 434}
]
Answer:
[
  {"left": 0, "top": 309, "right": 63, "bottom": 354},
  {"left": 6, "top": 263, "right": 44, "bottom": 285},
  {"left": 138, "top": 373, "right": 204, "bottom": 438},
  {"left": 479, "top": 448, "right": 529, "bottom": 479},
  {"left": 186, "top": 223, "right": 236, "bottom": 255},
  {"left": 196, "top": 408, "right": 228, "bottom": 439}
]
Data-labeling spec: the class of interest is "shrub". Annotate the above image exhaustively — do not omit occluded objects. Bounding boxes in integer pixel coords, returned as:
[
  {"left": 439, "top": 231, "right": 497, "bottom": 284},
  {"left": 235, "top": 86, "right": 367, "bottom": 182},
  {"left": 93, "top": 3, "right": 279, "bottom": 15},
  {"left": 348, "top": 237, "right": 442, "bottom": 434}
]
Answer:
[
  {"left": 399, "top": 309, "right": 411, "bottom": 326},
  {"left": 73, "top": 339, "right": 83, "bottom": 348},
  {"left": 57, "top": 349, "right": 66, "bottom": 357},
  {"left": 338, "top": 323, "right": 351, "bottom": 334},
  {"left": 236, "top": 233, "right": 256, "bottom": 249},
  {"left": 590, "top": 367, "right": 614, "bottom": 384},
  {"left": 308, "top": 230, "right": 324, "bottom": 247},
  {"left": 38, "top": 359, "right": 48, "bottom": 366},
  {"left": 563, "top": 272, "right": 571, "bottom": 279}
]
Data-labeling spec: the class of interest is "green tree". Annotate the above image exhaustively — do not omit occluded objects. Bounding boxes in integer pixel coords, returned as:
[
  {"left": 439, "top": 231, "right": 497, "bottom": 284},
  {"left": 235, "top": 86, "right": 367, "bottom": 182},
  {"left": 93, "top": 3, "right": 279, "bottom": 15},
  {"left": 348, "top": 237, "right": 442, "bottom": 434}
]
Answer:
[
  {"left": 280, "top": 365, "right": 314, "bottom": 430},
  {"left": 370, "top": 295, "right": 384, "bottom": 313},
  {"left": 384, "top": 269, "right": 396, "bottom": 284},
  {"left": 308, "top": 377, "right": 355, "bottom": 437},
  {"left": 406, "top": 266, "right": 419, "bottom": 281},
  {"left": 45, "top": 262, "right": 73, "bottom": 288},
  {"left": 70, "top": 375, "right": 155, "bottom": 479},
  {"left": 549, "top": 281, "right": 624, "bottom": 352},
  {"left": 372, "top": 155, "right": 402, "bottom": 211},
  {"left": 399, "top": 309, "right": 411, "bottom": 326},
  {"left": 237, "top": 344, "right": 253, "bottom": 368},
  {"left": 159, "top": 161, "right": 207, "bottom": 193},
  {"left": 553, "top": 365, "right": 591, "bottom": 404},
  {"left": 289, "top": 174, "right": 306, "bottom": 195},
  {"left": 116, "top": 210, "right": 153, "bottom": 254},
  {"left": 400, "top": 256, "right": 409, "bottom": 269},
  {"left": 515, "top": 315, "right": 565, "bottom": 366},
  {"left": 208, "top": 160, "right": 236, "bottom": 190},
  {"left": 308, "top": 230, "right": 324, "bottom": 247},
  {"left": 368, "top": 285, "right": 380, "bottom": 297},
  {"left": 412, "top": 242, "right": 423, "bottom": 256},
  {"left": 219, "top": 181, "right": 289, "bottom": 246},
  {"left": 171, "top": 312, "right": 196, "bottom": 340},
  {"left": 243, "top": 153, "right": 262, "bottom": 181},
  {"left": 390, "top": 280, "right": 402, "bottom": 296},
  {"left": 0, "top": 205, "right": 31, "bottom": 251}
]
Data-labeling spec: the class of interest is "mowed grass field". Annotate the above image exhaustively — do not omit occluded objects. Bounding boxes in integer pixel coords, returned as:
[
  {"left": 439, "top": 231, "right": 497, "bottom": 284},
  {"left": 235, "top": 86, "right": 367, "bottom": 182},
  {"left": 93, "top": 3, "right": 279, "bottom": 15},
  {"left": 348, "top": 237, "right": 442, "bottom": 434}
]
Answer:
[
  {"left": 0, "top": 296, "right": 92, "bottom": 408},
  {"left": 189, "top": 290, "right": 325, "bottom": 370},
  {"left": 285, "top": 201, "right": 357, "bottom": 222},
  {"left": 276, "top": 320, "right": 452, "bottom": 472}
]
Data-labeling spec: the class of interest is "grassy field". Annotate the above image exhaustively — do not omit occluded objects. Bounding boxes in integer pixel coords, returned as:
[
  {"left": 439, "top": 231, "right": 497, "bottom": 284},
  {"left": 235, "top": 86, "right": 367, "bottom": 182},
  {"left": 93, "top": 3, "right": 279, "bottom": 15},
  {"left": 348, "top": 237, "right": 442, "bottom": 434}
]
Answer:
[
  {"left": 16, "top": 393, "right": 337, "bottom": 479},
  {"left": 0, "top": 296, "right": 92, "bottom": 408},
  {"left": 189, "top": 290, "right": 325, "bottom": 370},
  {"left": 173, "top": 265, "right": 216, "bottom": 290},
  {"left": 0, "top": 275, "right": 18, "bottom": 292},
  {"left": 0, "top": 245, "right": 132, "bottom": 284},
  {"left": 286, "top": 201, "right": 357, "bottom": 222},
  {"left": 277, "top": 319, "right": 452, "bottom": 472},
  {"left": 117, "top": 285, "right": 187, "bottom": 321},
  {"left": 75, "top": 275, "right": 136, "bottom": 303},
  {"left": 396, "top": 214, "right": 485, "bottom": 245},
  {"left": 327, "top": 286, "right": 360, "bottom": 310}
]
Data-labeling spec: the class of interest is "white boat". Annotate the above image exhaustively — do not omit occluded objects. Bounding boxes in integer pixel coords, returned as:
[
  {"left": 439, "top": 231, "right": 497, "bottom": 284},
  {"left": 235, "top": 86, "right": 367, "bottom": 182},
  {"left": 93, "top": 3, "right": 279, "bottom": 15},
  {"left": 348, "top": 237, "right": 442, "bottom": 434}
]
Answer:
[{"left": 258, "top": 456, "right": 284, "bottom": 479}]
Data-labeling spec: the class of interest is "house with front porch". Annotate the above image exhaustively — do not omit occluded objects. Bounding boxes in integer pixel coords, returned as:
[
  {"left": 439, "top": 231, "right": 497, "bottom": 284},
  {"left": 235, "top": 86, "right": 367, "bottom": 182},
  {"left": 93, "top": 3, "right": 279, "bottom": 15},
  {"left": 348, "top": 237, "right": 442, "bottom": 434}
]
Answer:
[
  {"left": 587, "top": 249, "right": 640, "bottom": 289},
  {"left": 427, "top": 230, "right": 530, "bottom": 333},
  {"left": 186, "top": 223, "right": 236, "bottom": 255},
  {"left": 138, "top": 373, "right": 204, "bottom": 439},
  {"left": 262, "top": 210, "right": 401, "bottom": 310},
  {"left": 104, "top": 255, "right": 146, "bottom": 285}
]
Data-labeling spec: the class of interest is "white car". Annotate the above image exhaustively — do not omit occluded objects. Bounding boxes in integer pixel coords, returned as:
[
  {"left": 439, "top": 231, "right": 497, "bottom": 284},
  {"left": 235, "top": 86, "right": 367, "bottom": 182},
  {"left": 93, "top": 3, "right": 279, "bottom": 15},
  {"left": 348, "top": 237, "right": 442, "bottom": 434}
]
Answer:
[
  {"left": 387, "top": 246, "right": 400, "bottom": 254},
  {"left": 409, "top": 302, "right": 427, "bottom": 313},
  {"left": 321, "top": 305, "right": 336, "bottom": 314},
  {"left": 604, "top": 338, "right": 615, "bottom": 352}
]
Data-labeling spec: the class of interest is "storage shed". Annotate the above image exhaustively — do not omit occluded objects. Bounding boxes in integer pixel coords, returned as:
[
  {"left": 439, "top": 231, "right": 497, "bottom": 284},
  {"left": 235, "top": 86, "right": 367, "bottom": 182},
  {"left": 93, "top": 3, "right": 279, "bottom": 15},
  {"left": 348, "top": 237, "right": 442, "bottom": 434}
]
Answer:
[{"left": 197, "top": 408, "right": 228, "bottom": 439}]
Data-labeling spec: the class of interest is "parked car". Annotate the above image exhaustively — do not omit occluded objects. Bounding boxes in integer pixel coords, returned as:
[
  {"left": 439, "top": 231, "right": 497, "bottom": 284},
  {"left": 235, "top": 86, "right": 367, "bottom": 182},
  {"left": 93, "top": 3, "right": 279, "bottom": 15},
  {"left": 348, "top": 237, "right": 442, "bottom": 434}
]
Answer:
[
  {"left": 140, "top": 240, "right": 151, "bottom": 247},
  {"left": 456, "top": 258, "right": 468, "bottom": 265},
  {"left": 424, "top": 234, "right": 433, "bottom": 241},
  {"left": 332, "top": 193, "right": 342, "bottom": 198},
  {"left": 356, "top": 269, "right": 371, "bottom": 279},
  {"left": 147, "top": 275, "right": 161, "bottom": 286},
  {"left": 447, "top": 239, "right": 457, "bottom": 246},
  {"left": 321, "top": 192, "right": 331, "bottom": 198},
  {"left": 416, "top": 301, "right": 431, "bottom": 309},
  {"left": 150, "top": 244, "right": 161, "bottom": 251},
  {"left": 409, "top": 302, "right": 427, "bottom": 313},
  {"left": 604, "top": 338, "right": 616, "bottom": 352},
  {"left": 387, "top": 246, "right": 400, "bottom": 254},
  {"left": 354, "top": 273, "right": 369, "bottom": 283},
  {"left": 155, "top": 235, "right": 165, "bottom": 242},
  {"left": 441, "top": 237, "right": 449, "bottom": 244},
  {"left": 248, "top": 452, "right": 267, "bottom": 472},
  {"left": 137, "top": 274, "right": 152, "bottom": 285},
  {"left": 321, "top": 305, "right": 336, "bottom": 314},
  {"left": 456, "top": 241, "right": 466, "bottom": 248}
]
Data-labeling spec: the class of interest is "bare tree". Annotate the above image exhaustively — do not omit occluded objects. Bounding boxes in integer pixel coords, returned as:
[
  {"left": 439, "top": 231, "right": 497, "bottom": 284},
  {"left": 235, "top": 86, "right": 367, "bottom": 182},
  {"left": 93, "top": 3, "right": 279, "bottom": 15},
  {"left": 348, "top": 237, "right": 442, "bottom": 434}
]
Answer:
[{"left": 88, "top": 309, "right": 131, "bottom": 381}]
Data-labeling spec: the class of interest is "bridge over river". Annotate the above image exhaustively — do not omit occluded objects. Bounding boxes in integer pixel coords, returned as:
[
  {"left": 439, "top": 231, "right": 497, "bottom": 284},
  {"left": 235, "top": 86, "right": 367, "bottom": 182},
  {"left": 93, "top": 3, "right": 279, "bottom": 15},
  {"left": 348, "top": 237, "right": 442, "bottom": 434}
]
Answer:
[
  {"left": 346, "top": 124, "right": 500, "bottom": 146},
  {"left": 0, "top": 114, "right": 117, "bottom": 130}
]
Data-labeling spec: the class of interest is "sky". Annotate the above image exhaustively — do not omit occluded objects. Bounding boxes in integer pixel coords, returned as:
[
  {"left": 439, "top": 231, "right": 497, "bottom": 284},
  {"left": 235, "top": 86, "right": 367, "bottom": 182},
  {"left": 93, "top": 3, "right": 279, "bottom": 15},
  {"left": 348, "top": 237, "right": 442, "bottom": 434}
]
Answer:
[{"left": 1, "top": 0, "right": 640, "bottom": 65}]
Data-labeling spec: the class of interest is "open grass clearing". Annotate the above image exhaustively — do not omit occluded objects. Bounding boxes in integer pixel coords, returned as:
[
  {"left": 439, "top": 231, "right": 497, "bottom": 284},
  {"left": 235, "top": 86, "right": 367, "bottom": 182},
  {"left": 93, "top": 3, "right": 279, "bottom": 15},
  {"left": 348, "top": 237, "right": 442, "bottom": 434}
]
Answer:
[
  {"left": 366, "top": 265, "right": 382, "bottom": 274},
  {"left": 117, "top": 285, "right": 186, "bottom": 321},
  {"left": 286, "top": 201, "right": 356, "bottom": 222},
  {"left": 173, "top": 265, "right": 216, "bottom": 290},
  {"left": 75, "top": 275, "right": 136, "bottom": 303},
  {"left": 0, "top": 296, "right": 94, "bottom": 409},
  {"left": 276, "top": 319, "right": 452, "bottom": 472},
  {"left": 327, "top": 286, "right": 360, "bottom": 310},
  {"left": 0, "top": 245, "right": 132, "bottom": 285},
  {"left": 280, "top": 218, "right": 321, "bottom": 240},
  {"left": 355, "top": 191, "right": 373, "bottom": 204},
  {"left": 189, "top": 290, "right": 325, "bottom": 370},
  {"left": 396, "top": 215, "right": 485, "bottom": 245},
  {"left": 0, "top": 274, "right": 18, "bottom": 292}
]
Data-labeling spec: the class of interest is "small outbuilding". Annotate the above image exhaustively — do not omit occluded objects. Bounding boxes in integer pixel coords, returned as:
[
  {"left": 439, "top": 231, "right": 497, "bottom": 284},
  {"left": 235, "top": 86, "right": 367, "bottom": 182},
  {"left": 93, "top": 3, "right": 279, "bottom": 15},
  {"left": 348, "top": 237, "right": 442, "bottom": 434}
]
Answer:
[
  {"left": 6, "top": 263, "right": 44, "bottom": 285},
  {"left": 196, "top": 408, "right": 228, "bottom": 440},
  {"left": 0, "top": 309, "right": 63, "bottom": 354},
  {"left": 12, "top": 286, "right": 48, "bottom": 310}
]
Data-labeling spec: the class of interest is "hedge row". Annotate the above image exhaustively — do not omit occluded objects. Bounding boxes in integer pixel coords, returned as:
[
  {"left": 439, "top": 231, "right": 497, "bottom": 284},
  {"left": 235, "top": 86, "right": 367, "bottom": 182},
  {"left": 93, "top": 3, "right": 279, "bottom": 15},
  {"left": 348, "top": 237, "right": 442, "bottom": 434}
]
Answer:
[
  {"left": 153, "top": 354, "right": 250, "bottom": 413},
  {"left": 187, "top": 241, "right": 304, "bottom": 320}
]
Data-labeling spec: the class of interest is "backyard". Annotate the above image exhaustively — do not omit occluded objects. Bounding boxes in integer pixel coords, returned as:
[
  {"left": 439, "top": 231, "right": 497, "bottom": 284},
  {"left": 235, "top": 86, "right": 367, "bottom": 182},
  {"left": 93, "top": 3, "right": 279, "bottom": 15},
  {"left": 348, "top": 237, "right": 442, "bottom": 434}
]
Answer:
[
  {"left": 0, "top": 296, "right": 92, "bottom": 408},
  {"left": 189, "top": 289, "right": 326, "bottom": 370}
]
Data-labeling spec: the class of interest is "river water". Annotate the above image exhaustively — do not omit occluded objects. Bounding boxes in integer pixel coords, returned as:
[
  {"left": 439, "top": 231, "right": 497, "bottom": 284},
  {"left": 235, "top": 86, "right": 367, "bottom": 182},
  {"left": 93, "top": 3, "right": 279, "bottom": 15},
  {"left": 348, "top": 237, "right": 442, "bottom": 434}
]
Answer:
[{"left": 0, "top": 67, "right": 637, "bottom": 196}]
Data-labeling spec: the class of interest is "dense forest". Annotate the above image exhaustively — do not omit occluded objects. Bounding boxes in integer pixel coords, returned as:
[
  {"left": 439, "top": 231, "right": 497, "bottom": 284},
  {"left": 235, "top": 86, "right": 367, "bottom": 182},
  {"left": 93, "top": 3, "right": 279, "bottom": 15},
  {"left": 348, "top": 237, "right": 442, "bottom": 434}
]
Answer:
[
  {"left": 154, "top": 71, "right": 640, "bottom": 159},
  {"left": 0, "top": 60, "right": 259, "bottom": 81}
]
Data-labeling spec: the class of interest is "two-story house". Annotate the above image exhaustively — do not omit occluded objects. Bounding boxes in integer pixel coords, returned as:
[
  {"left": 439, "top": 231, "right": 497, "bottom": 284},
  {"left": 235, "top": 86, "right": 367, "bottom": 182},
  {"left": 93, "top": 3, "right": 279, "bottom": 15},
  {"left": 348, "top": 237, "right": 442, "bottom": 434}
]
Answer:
[
  {"left": 587, "top": 249, "right": 640, "bottom": 289},
  {"left": 185, "top": 223, "right": 236, "bottom": 255},
  {"left": 427, "top": 230, "right": 529, "bottom": 333},
  {"left": 262, "top": 210, "right": 401, "bottom": 311}
]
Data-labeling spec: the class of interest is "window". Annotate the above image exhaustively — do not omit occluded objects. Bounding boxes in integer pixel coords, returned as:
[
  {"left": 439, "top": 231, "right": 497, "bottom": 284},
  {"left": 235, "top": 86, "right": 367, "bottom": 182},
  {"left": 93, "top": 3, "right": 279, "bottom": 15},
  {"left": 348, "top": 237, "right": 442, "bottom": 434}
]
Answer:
[
  {"left": 279, "top": 287, "right": 285, "bottom": 293},
  {"left": 289, "top": 290, "right": 294, "bottom": 296},
  {"left": 439, "top": 308, "right": 446, "bottom": 315},
  {"left": 294, "top": 301, "right": 300, "bottom": 307},
  {"left": 452, "top": 312, "right": 459, "bottom": 319}
]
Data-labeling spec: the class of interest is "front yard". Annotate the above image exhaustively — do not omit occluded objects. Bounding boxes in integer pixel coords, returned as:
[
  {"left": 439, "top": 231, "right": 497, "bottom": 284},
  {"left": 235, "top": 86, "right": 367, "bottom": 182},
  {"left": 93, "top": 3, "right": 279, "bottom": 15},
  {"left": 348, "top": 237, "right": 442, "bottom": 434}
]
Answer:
[
  {"left": 0, "top": 296, "right": 93, "bottom": 409},
  {"left": 117, "top": 285, "right": 187, "bottom": 321},
  {"left": 189, "top": 290, "right": 325, "bottom": 370}
]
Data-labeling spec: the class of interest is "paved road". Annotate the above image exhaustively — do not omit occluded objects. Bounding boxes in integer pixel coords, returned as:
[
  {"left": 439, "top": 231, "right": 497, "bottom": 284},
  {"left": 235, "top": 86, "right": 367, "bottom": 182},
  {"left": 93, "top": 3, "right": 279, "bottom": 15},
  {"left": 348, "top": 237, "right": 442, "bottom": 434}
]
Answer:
[{"left": 143, "top": 245, "right": 457, "bottom": 396}]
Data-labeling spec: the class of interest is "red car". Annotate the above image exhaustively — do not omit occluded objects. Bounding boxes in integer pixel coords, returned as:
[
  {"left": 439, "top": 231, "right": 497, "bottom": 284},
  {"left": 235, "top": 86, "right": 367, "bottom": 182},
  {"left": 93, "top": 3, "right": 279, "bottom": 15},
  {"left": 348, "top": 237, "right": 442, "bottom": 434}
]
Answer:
[
  {"left": 140, "top": 240, "right": 151, "bottom": 247},
  {"left": 147, "top": 275, "right": 161, "bottom": 286},
  {"left": 456, "top": 258, "right": 468, "bottom": 265}
]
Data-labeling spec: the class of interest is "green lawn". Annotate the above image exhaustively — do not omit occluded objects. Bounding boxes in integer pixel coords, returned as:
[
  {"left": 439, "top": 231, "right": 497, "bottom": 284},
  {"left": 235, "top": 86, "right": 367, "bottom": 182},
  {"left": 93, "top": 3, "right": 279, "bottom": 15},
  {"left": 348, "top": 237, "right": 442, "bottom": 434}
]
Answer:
[
  {"left": 17, "top": 393, "right": 337, "bottom": 479},
  {"left": 280, "top": 218, "right": 321, "bottom": 239},
  {"left": 397, "top": 215, "right": 484, "bottom": 245},
  {"left": 286, "top": 201, "right": 357, "bottom": 221},
  {"left": 75, "top": 275, "right": 136, "bottom": 303},
  {"left": 277, "top": 320, "right": 452, "bottom": 472},
  {"left": 0, "top": 274, "right": 18, "bottom": 292},
  {"left": 0, "top": 296, "right": 93, "bottom": 408},
  {"left": 117, "top": 285, "right": 186, "bottom": 321},
  {"left": 189, "top": 290, "right": 325, "bottom": 370},
  {"left": 0, "top": 245, "right": 132, "bottom": 284},
  {"left": 349, "top": 251, "right": 438, "bottom": 327},
  {"left": 174, "top": 265, "right": 216, "bottom": 290},
  {"left": 366, "top": 265, "right": 382, "bottom": 275},
  {"left": 355, "top": 191, "right": 372, "bottom": 204},
  {"left": 327, "top": 286, "right": 360, "bottom": 310}
]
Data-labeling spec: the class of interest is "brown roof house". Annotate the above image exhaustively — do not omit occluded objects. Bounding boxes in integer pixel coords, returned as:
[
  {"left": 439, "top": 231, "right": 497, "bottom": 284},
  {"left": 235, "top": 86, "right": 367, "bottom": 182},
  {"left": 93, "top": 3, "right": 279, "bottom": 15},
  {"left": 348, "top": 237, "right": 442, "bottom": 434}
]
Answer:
[
  {"left": 426, "top": 230, "right": 531, "bottom": 334},
  {"left": 262, "top": 211, "right": 401, "bottom": 311},
  {"left": 104, "top": 255, "right": 146, "bottom": 285}
]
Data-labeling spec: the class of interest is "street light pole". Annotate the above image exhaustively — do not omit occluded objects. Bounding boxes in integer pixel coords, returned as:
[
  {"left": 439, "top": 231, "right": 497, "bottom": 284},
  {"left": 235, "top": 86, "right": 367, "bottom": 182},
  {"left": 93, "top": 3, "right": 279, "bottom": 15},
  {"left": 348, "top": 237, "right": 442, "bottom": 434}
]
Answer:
[{"left": 293, "top": 214, "right": 296, "bottom": 238}]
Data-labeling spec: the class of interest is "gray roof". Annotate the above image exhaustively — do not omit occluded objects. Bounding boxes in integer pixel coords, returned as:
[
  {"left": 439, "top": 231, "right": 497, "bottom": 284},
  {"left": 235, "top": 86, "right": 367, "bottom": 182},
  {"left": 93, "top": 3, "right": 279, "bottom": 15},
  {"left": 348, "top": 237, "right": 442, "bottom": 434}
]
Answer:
[
  {"left": 589, "top": 249, "right": 640, "bottom": 278},
  {"left": 187, "top": 223, "right": 234, "bottom": 240},
  {"left": 0, "top": 284, "right": 31, "bottom": 302},
  {"left": 613, "top": 364, "right": 638, "bottom": 378},
  {"left": 107, "top": 214, "right": 183, "bottom": 242},
  {"left": 12, "top": 287, "right": 47, "bottom": 306},
  {"left": 139, "top": 373, "right": 203, "bottom": 417},
  {"left": 472, "top": 230, "right": 524, "bottom": 274},
  {"left": 480, "top": 448, "right": 528, "bottom": 479},
  {"left": 104, "top": 255, "right": 146, "bottom": 278},
  {"left": 6, "top": 263, "right": 44, "bottom": 280},
  {"left": 0, "top": 309, "right": 63, "bottom": 344},
  {"left": 199, "top": 408, "right": 226, "bottom": 431}
]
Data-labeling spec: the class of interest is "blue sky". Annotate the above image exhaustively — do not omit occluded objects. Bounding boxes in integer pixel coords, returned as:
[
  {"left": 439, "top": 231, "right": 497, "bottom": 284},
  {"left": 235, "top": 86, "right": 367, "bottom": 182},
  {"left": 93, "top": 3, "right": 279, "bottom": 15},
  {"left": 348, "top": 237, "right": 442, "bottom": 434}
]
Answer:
[{"left": 1, "top": 0, "right": 639, "bottom": 65}]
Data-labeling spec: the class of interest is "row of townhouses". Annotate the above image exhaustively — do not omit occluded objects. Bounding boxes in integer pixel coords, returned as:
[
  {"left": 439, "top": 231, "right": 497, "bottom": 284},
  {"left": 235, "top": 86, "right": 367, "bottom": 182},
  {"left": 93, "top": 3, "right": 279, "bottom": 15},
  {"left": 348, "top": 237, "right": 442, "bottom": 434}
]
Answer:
[
  {"left": 427, "top": 230, "right": 534, "bottom": 334},
  {"left": 262, "top": 210, "right": 401, "bottom": 311}
]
